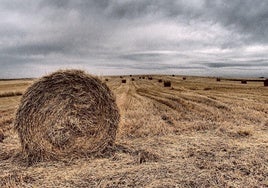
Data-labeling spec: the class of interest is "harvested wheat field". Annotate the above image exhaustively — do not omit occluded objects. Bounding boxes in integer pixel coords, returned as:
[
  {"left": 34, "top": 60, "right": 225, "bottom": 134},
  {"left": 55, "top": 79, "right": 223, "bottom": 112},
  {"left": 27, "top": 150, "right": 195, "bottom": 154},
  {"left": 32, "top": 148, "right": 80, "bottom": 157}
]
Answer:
[{"left": 0, "top": 74, "right": 267, "bottom": 187}]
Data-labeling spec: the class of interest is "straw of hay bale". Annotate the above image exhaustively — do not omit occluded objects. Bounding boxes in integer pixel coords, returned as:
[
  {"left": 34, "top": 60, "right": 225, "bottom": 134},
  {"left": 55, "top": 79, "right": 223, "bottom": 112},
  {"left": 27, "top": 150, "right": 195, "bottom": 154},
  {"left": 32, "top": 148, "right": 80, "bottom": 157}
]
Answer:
[
  {"left": 164, "top": 81, "right": 171, "bottom": 87},
  {"left": 264, "top": 79, "right": 268, "bottom": 86},
  {"left": 122, "top": 79, "right": 126, "bottom": 83},
  {"left": 14, "top": 69, "right": 120, "bottom": 163},
  {"left": 241, "top": 80, "right": 247, "bottom": 84}
]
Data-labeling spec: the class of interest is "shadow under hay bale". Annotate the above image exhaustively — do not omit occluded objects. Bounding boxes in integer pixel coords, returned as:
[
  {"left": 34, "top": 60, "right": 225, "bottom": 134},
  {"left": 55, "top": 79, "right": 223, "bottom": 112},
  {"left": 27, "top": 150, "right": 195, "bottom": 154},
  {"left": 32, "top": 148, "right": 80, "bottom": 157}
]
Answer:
[
  {"left": 114, "top": 144, "right": 160, "bottom": 164},
  {"left": 164, "top": 81, "right": 171, "bottom": 87},
  {"left": 264, "top": 79, "right": 268, "bottom": 86},
  {"left": 122, "top": 79, "right": 126, "bottom": 83},
  {"left": 14, "top": 69, "right": 120, "bottom": 164},
  {"left": 0, "top": 129, "right": 4, "bottom": 143},
  {"left": 241, "top": 80, "right": 247, "bottom": 84}
]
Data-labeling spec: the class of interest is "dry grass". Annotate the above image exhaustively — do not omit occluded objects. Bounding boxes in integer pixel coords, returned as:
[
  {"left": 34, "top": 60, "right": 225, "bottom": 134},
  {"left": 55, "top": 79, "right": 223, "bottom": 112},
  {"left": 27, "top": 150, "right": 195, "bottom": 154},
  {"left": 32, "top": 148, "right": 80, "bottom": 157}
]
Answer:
[{"left": 0, "top": 74, "right": 267, "bottom": 187}]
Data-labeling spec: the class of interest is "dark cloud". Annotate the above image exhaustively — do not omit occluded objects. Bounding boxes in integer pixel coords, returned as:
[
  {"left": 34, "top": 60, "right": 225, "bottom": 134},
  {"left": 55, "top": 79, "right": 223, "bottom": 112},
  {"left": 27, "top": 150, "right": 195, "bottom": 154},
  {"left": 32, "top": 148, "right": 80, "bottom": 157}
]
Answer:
[
  {"left": 0, "top": 0, "right": 268, "bottom": 78},
  {"left": 204, "top": 61, "right": 268, "bottom": 68}
]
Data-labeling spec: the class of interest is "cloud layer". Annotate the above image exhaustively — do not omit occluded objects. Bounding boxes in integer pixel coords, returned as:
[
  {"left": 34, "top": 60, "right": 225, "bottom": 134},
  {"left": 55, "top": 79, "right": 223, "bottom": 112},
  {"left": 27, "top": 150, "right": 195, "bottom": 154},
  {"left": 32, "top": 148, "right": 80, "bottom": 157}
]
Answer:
[{"left": 0, "top": 0, "right": 268, "bottom": 78}]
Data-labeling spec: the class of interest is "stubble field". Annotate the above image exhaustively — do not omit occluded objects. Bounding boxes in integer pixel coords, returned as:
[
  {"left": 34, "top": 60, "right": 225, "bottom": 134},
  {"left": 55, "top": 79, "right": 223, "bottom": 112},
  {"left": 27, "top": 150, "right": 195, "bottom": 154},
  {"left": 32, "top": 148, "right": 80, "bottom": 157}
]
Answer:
[{"left": 0, "top": 75, "right": 267, "bottom": 187}]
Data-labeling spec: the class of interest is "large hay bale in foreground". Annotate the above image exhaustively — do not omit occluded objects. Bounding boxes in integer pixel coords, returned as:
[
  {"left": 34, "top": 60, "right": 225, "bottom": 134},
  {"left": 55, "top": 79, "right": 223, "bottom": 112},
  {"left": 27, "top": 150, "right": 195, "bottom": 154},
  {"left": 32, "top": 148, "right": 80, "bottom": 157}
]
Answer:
[{"left": 14, "top": 70, "right": 120, "bottom": 163}]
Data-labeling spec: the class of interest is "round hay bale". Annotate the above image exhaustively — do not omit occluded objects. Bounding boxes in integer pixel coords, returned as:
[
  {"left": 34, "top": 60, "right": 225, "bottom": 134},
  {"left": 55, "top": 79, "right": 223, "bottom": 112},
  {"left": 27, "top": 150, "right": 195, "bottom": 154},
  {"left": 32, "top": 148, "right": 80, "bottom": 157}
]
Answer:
[
  {"left": 182, "top": 77, "right": 186, "bottom": 80},
  {"left": 241, "top": 80, "right": 247, "bottom": 84},
  {"left": 14, "top": 70, "right": 120, "bottom": 163},
  {"left": 264, "top": 79, "right": 268, "bottom": 86},
  {"left": 164, "top": 81, "right": 171, "bottom": 87},
  {"left": 122, "top": 79, "right": 126, "bottom": 83}
]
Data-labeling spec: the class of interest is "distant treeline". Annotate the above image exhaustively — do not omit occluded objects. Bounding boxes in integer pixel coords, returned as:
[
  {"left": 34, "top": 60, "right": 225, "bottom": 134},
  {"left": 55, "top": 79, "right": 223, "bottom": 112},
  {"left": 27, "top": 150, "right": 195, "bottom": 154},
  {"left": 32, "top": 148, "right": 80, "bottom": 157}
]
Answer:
[{"left": 0, "top": 78, "right": 34, "bottom": 81}]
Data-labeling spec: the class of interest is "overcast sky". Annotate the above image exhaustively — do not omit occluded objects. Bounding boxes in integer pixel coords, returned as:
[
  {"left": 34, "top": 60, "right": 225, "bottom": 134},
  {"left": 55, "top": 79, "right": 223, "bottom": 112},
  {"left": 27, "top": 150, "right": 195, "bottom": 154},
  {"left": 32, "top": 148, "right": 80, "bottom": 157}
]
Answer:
[{"left": 1, "top": 0, "right": 268, "bottom": 78}]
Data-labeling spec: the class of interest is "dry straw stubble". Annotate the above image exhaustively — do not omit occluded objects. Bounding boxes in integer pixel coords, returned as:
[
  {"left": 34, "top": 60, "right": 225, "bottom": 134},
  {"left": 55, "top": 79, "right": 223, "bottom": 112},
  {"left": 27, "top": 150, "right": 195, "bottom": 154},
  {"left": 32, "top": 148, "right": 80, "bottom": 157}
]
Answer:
[{"left": 14, "top": 70, "right": 120, "bottom": 164}]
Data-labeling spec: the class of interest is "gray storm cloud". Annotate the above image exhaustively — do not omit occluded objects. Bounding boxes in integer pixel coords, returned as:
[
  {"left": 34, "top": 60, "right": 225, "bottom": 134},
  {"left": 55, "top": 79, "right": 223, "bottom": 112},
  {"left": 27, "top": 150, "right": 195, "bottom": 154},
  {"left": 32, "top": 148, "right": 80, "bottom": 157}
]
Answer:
[{"left": 0, "top": 0, "right": 267, "bottom": 78}]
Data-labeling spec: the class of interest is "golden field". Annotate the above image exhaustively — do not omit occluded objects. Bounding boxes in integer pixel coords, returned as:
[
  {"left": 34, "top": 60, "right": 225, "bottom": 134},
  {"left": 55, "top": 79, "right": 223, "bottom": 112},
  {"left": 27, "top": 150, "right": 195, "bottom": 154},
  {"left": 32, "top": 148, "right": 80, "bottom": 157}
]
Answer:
[{"left": 0, "top": 75, "right": 267, "bottom": 187}]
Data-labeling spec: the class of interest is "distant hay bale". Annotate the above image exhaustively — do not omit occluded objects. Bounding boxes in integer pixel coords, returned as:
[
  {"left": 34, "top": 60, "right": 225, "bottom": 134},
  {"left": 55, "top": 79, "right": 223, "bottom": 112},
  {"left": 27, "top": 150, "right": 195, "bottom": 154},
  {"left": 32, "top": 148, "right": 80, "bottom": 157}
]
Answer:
[
  {"left": 120, "top": 76, "right": 123, "bottom": 78},
  {"left": 131, "top": 78, "right": 135, "bottom": 81},
  {"left": 129, "top": 75, "right": 132, "bottom": 77},
  {"left": 148, "top": 77, "right": 153, "bottom": 80},
  {"left": 122, "top": 79, "right": 126, "bottom": 83},
  {"left": 241, "top": 80, "right": 247, "bottom": 84},
  {"left": 172, "top": 75, "right": 175, "bottom": 77},
  {"left": 14, "top": 70, "right": 120, "bottom": 163},
  {"left": 216, "top": 78, "right": 221, "bottom": 82},
  {"left": 182, "top": 77, "right": 186, "bottom": 80},
  {"left": 142, "top": 77, "right": 145, "bottom": 79},
  {"left": 105, "top": 78, "right": 109, "bottom": 82},
  {"left": 164, "top": 81, "right": 171, "bottom": 87},
  {"left": 139, "top": 77, "right": 141, "bottom": 79},
  {"left": 158, "top": 79, "right": 163, "bottom": 83},
  {"left": 264, "top": 79, "right": 268, "bottom": 86}
]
